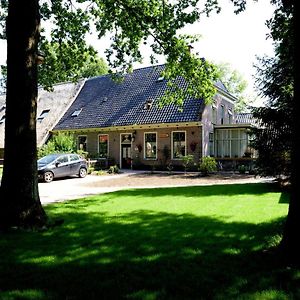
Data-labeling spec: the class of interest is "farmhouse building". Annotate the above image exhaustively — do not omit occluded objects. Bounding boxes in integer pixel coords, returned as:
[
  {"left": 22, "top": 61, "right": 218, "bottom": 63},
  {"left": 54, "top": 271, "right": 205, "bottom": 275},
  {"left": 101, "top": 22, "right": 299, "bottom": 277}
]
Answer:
[{"left": 53, "top": 65, "right": 255, "bottom": 170}]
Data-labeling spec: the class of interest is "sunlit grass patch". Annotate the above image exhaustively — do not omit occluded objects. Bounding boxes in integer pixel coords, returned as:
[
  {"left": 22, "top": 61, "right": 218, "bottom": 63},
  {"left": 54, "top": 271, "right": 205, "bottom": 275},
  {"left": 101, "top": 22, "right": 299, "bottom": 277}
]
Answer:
[{"left": 0, "top": 183, "right": 297, "bottom": 300}]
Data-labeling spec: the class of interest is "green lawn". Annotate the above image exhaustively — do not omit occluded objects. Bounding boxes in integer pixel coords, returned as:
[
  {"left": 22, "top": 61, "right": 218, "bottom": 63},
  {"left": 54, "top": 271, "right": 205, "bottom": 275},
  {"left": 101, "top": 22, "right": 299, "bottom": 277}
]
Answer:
[{"left": 1, "top": 183, "right": 299, "bottom": 300}]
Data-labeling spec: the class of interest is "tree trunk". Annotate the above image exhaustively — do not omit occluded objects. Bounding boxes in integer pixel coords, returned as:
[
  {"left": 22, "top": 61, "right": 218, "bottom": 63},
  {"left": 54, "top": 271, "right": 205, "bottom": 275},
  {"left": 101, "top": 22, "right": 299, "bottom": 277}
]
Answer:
[
  {"left": 0, "top": 0, "right": 47, "bottom": 228},
  {"left": 281, "top": 15, "right": 298, "bottom": 265},
  {"left": 280, "top": 112, "right": 300, "bottom": 265}
]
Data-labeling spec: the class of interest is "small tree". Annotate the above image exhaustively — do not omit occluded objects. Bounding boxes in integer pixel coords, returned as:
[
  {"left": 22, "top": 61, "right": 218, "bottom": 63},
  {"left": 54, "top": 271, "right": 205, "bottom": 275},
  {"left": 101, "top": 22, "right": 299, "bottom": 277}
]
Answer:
[
  {"left": 199, "top": 156, "right": 217, "bottom": 176},
  {"left": 182, "top": 154, "right": 194, "bottom": 174},
  {"left": 38, "top": 132, "right": 76, "bottom": 158}
]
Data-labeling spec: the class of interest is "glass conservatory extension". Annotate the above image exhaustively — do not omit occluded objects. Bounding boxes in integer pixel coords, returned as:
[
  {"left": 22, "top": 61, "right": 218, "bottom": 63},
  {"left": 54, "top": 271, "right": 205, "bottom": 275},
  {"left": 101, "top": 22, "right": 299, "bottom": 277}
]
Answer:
[{"left": 214, "top": 128, "right": 255, "bottom": 158}]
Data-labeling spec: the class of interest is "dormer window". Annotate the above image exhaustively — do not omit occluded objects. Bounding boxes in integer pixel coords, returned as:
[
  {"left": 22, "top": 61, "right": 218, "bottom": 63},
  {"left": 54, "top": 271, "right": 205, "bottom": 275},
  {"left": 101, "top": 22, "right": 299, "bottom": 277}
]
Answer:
[
  {"left": 144, "top": 99, "right": 153, "bottom": 110},
  {"left": 71, "top": 108, "right": 82, "bottom": 117},
  {"left": 157, "top": 76, "right": 164, "bottom": 82},
  {"left": 0, "top": 105, "right": 5, "bottom": 112},
  {"left": 37, "top": 109, "right": 50, "bottom": 121}
]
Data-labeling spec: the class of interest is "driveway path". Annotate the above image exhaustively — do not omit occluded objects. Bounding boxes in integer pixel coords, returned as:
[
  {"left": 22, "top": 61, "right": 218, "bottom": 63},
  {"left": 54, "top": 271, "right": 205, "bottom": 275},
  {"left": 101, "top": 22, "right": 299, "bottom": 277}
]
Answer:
[{"left": 39, "top": 170, "right": 274, "bottom": 205}]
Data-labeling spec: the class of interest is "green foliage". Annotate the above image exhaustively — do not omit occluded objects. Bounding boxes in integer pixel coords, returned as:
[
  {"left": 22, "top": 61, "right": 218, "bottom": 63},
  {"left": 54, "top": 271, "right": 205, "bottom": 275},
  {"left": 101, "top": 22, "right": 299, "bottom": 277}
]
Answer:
[
  {"left": 215, "top": 62, "right": 254, "bottom": 112},
  {"left": 0, "top": 0, "right": 223, "bottom": 103},
  {"left": 38, "top": 41, "right": 108, "bottom": 90},
  {"left": 238, "top": 164, "right": 246, "bottom": 174},
  {"left": 199, "top": 156, "right": 217, "bottom": 176},
  {"left": 38, "top": 132, "right": 76, "bottom": 158},
  {"left": 252, "top": 0, "right": 293, "bottom": 178},
  {"left": 107, "top": 165, "right": 120, "bottom": 174},
  {"left": 76, "top": 150, "right": 89, "bottom": 159},
  {"left": 181, "top": 154, "right": 194, "bottom": 173}
]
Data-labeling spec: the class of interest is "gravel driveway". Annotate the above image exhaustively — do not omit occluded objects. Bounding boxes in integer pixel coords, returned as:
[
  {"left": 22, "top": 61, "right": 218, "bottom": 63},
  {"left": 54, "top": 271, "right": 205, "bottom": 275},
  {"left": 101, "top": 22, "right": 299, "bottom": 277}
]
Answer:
[{"left": 39, "top": 170, "right": 274, "bottom": 205}]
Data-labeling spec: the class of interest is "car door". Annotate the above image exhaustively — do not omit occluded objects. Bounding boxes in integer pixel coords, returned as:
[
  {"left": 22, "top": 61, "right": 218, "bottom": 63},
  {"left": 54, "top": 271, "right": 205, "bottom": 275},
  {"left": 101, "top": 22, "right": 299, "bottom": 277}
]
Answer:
[
  {"left": 53, "top": 155, "right": 70, "bottom": 177},
  {"left": 69, "top": 154, "right": 81, "bottom": 175}
]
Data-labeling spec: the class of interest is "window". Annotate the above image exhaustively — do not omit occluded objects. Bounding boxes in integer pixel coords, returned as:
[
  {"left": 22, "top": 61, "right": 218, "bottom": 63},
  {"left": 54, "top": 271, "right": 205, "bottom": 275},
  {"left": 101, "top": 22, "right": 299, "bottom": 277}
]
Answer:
[
  {"left": 215, "top": 129, "right": 249, "bottom": 158},
  {"left": 0, "top": 115, "right": 5, "bottom": 124},
  {"left": 172, "top": 131, "right": 186, "bottom": 159},
  {"left": 212, "top": 107, "right": 217, "bottom": 124},
  {"left": 209, "top": 132, "right": 214, "bottom": 156},
  {"left": 78, "top": 136, "right": 87, "bottom": 152},
  {"left": 57, "top": 155, "right": 69, "bottom": 164},
  {"left": 98, "top": 134, "right": 109, "bottom": 158},
  {"left": 221, "top": 105, "right": 225, "bottom": 124},
  {"left": 144, "top": 133, "right": 157, "bottom": 159},
  {"left": 144, "top": 99, "right": 153, "bottom": 110},
  {"left": 37, "top": 109, "right": 50, "bottom": 121},
  {"left": 71, "top": 109, "right": 82, "bottom": 117},
  {"left": 212, "top": 102, "right": 217, "bottom": 124},
  {"left": 228, "top": 109, "right": 233, "bottom": 124},
  {"left": 0, "top": 105, "right": 5, "bottom": 112},
  {"left": 70, "top": 154, "right": 80, "bottom": 161}
]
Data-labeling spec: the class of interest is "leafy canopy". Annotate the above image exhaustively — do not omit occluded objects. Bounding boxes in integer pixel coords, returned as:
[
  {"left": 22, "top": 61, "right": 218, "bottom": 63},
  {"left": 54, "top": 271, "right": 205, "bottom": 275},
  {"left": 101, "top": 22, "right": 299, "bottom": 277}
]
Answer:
[
  {"left": 251, "top": 0, "right": 294, "bottom": 178},
  {"left": 0, "top": 0, "right": 250, "bottom": 104},
  {"left": 215, "top": 62, "right": 254, "bottom": 112}
]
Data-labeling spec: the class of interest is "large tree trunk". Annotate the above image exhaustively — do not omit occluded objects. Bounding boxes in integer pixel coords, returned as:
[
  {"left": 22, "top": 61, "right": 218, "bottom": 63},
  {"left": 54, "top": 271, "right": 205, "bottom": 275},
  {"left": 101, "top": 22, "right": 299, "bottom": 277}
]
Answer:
[
  {"left": 281, "top": 16, "right": 298, "bottom": 265},
  {"left": 280, "top": 110, "right": 300, "bottom": 265},
  {"left": 0, "top": 0, "right": 47, "bottom": 228}
]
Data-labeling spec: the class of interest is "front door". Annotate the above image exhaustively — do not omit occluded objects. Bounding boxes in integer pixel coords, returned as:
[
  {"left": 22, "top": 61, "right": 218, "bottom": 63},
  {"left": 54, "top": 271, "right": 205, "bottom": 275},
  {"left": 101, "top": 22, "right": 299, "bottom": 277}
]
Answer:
[{"left": 121, "top": 144, "right": 131, "bottom": 169}]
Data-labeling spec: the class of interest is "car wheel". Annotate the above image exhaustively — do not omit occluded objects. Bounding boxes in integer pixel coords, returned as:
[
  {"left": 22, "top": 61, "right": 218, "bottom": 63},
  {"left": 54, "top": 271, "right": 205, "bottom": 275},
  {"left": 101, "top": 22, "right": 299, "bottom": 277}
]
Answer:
[
  {"left": 79, "top": 167, "right": 87, "bottom": 178},
  {"left": 43, "top": 171, "right": 54, "bottom": 183}
]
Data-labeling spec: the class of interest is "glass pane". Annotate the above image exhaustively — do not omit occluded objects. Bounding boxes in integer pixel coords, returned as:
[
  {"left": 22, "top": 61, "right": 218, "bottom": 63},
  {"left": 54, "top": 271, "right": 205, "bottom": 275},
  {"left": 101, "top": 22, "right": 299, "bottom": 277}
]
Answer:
[
  {"left": 78, "top": 136, "right": 87, "bottom": 151},
  {"left": 145, "top": 133, "right": 157, "bottom": 159},
  {"left": 231, "top": 130, "right": 238, "bottom": 139},
  {"left": 231, "top": 140, "right": 239, "bottom": 157},
  {"left": 173, "top": 132, "right": 185, "bottom": 158},
  {"left": 99, "top": 135, "right": 108, "bottom": 158}
]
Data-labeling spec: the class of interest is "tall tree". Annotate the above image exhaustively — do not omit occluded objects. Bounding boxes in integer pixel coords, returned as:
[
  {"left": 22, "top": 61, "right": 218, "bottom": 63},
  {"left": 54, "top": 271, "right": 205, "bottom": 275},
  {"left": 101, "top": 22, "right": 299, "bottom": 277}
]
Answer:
[
  {"left": 215, "top": 62, "right": 254, "bottom": 112},
  {"left": 252, "top": 0, "right": 296, "bottom": 264},
  {"left": 0, "top": 0, "right": 221, "bottom": 228},
  {"left": 0, "top": 0, "right": 47, "bottom": 227},
  {"left": 0, "top": 43, "right": 108, "bottom": 91}
]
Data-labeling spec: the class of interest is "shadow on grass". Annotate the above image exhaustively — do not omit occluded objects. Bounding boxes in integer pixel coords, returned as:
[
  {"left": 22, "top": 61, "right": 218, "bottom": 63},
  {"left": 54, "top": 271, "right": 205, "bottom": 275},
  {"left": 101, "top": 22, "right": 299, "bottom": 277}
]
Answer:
[{"left": 0, "top": 185, "right": 296, "bottom": 300}]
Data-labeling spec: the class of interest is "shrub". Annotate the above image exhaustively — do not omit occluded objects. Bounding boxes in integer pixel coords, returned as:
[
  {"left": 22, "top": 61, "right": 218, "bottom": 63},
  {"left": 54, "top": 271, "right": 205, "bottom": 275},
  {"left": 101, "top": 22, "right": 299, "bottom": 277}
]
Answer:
[
  {"left": 107, "top": 165, "right": 120, "bottom": 174},
  {"left": 238, "top": 164, "right": 246, "bottom": 174},
  {"left": 38, "top": 132, "right": 76, "bottom": 158},
  {"left": 199, "top": 156, "right": 217, "bottom": 176},
  {"left": 182, "top": 154, "right": 194, "bottom": 173}
]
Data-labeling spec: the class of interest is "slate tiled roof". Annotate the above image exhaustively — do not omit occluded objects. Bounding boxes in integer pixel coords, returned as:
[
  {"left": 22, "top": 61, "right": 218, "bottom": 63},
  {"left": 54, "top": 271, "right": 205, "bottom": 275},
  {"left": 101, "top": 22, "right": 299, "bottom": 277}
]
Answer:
[
  {"left": 235, "top": 113, "right": 254, "bottom": 124},
  {"left": 214, "top": 80, "right": 229, "bottom": 94},
  {"left": 55, "top": 65, "right": 205, "bottom": 130}
]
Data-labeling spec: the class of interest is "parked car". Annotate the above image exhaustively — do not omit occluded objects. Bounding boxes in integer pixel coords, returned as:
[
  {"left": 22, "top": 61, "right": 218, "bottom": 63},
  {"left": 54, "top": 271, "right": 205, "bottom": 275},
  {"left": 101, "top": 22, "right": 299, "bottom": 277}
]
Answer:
[{"left": 38, "top": 153, "right": 87, "bottom": 183}]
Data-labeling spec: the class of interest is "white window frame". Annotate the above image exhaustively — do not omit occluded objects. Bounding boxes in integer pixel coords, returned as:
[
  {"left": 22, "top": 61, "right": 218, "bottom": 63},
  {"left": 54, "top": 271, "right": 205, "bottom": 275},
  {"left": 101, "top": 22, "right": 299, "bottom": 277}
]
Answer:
[
  {"left": 144, "top": 132, "right": 157, "bottom": 160},
  {"left": 171, "top": 130, "right": 187, "bottom": 160},
  {"left": 215, "top": 129, "right": 249, "bottom": 158},
  {"left": 98, "top": 134, "right": 109, "bottom": 158}
]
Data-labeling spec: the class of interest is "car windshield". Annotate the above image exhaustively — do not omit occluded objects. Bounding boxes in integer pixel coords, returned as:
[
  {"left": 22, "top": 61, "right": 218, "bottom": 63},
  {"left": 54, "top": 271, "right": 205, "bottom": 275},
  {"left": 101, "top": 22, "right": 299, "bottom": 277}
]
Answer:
[{"left": 38, "top": 154, "right": 59, "bottom": 165}]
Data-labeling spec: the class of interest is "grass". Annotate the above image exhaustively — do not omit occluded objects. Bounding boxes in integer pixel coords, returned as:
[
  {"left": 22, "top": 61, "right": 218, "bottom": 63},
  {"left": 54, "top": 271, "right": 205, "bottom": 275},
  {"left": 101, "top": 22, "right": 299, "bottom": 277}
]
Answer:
[{"left": 0, "top": 183, "right": 299, "bottom": 300}]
